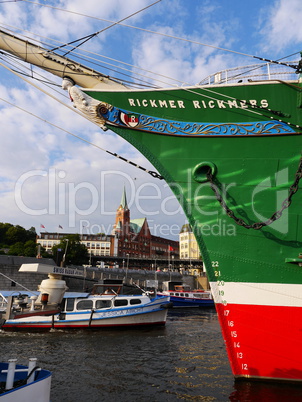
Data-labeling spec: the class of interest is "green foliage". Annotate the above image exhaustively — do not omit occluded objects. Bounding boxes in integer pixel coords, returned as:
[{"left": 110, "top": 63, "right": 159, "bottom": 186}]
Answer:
[
  {"left": 52, "top": 234, "right": 88, "bottom": 266},
  {"left": 0, "top": 223, "right": 89, "bottom": 264},
  {"left": 0, "top": 223, "right": 38, "bottom": 256}
]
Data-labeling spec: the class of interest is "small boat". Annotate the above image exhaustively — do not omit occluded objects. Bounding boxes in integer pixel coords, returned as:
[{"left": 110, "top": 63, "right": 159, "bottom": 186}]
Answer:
[
  {"left": 1, "top": 24, "right": 302, "bottom": 381},
  {"left": 0, "top": 264, "right": 170, "bottom": 331},
  {"left": 159, "top": 281, "right": 214, "bottom": 308},
  {"left": 0, "top": 358, "right": 51, "bottom": 401}
]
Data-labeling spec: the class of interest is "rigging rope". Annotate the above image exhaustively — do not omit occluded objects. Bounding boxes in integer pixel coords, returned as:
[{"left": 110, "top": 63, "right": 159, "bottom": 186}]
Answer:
[
  {"left": 50, "top": 0, "right": 162, "bottom": 56},
  {"left": 0, "top": 61, "right": 164, "bottom": 180},
  {"left": 0, "top": 272, "right": 35, "bottom": 293},
  {"left": 10, "top": 0, "right": 302, "bottom": 70},
  {"left": 0, "top": 19, "right": 299, "bottom": 88},
  {"left": 0, "top": 6, "right": 301, "bottom": 180},
  {"left": 0, "top": 95, "right": 164, "bottom": 180},
  {"left": 1, "top": 34, "right": 301, "bottom": 133}
]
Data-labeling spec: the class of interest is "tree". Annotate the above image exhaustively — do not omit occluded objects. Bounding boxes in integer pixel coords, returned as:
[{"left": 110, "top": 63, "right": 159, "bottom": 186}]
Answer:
[
  {"left": 23, "top": 240, "right": 38, "bottom": 257},
  {"left": 0, "top": 222, "right": 13, "bottom": 246},
  {"left": 8, "top": 242, "right": 25, "bottom": 256},
  {"left": 0, "top": 223, "right": 37, "bottom": 256},
  {"left": 5, "top": 225, "right": 27, "bottom": 245},
  {"left": 52, "top": 234, "right": 88, "bottom": 266},
  {"left": 26, "top": 226, "right": 37, "bottom": 242}
]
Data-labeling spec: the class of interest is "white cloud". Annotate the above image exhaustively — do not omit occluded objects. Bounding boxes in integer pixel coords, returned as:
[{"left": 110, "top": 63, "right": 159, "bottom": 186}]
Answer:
[
  {"left": 2, "top": 0, "right": 298, "bottom": 241},
  {"left": 260, "top": 0, "right": 302, "bottom": 54}
]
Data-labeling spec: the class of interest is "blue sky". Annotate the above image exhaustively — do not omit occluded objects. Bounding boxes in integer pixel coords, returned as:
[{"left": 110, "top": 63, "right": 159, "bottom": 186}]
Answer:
[{"left": 0, "top": 0, "right": 301, "bottom": 240}]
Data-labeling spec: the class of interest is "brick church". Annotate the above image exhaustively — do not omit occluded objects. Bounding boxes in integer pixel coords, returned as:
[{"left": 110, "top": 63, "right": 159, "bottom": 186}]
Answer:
[
  {"left": 112, "top": 188, "right": 179, "bottom": 259},
  {"left": 37, "top": 188, "right": 179, "bottom": 261}
]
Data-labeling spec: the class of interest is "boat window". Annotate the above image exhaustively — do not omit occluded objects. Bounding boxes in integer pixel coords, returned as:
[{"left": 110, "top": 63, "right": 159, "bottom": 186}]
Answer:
[
  {"left": 76, "top": 300, "right": 93, "bottom": 310},
  {"left": 65, "top": 298, "right": 75, "bottom": 311},
  {"left": 184, "top": 293, "right": 189, "bottom": 297},
  {"left": 114, "top": 299, "right": 128, "bottom": 307},
  {"left": 194, "top": 293, "right": 209, "bottom": 298},
  {"left": 175, "top": 293, "right": 179, "bottom": 296},
  {"left": 95, "top": 300, "right": 111, "bottom": 309},
  {"left": 130, "top": 299, "right": 142, "bottom": 305}
]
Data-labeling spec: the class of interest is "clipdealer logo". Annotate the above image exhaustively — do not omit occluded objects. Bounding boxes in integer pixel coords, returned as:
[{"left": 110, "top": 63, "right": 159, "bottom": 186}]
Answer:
[{"left": 13, "top": 169, "right": 184, "bottom": 230}]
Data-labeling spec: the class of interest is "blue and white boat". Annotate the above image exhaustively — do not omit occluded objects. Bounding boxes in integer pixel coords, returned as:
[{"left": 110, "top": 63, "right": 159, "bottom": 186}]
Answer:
[
  {"left": 0, "top": 264, "right": 170, "bottom": 331},
  {"left": 0, "top": 358, "right": 51, "bottom": 401},
  {"left": 159, "top": 281, "right": 214, "bottom": 308}
]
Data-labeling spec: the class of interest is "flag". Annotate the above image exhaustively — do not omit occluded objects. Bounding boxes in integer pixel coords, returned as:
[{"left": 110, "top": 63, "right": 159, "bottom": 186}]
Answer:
[
  {"left": 40, "top": 224, "right": 45, "bottom": 229},
  {"left": 168, "top": 246, "right": 174, "bottom": 251}
]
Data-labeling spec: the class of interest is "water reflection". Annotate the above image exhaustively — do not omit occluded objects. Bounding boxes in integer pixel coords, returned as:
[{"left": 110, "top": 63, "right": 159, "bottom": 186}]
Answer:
[
  {"left": 230, "top": 380, "right": 302, "bottom": 402},
  {"left": 1, "top": 309, "right": 301, "bottom": 401}
]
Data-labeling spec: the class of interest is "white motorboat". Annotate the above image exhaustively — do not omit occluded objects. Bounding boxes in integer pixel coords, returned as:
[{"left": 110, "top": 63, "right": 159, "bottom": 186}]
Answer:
[{"left": 0, "top": 264, "right": 170, "bottom": 331}]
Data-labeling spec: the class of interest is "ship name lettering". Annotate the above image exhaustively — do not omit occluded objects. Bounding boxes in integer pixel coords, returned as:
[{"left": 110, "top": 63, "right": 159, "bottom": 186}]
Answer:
[
  {"left": 217, "top": 100, "right": 226, "bottom": 108},
  {"left": 128, "top": 98, "right": 185, "bottom": 109},
  {"left": 261, "top": 99, "right": 269, "bottom": 108},
  {"left": 192, "top": 98, "right": 269, "bottom": 110},
  {"left": 128, "top": 98, "right": 268, "bottom": 110},
  {"left": 228, "top": 100, "right": 238, "bottom": 108}
]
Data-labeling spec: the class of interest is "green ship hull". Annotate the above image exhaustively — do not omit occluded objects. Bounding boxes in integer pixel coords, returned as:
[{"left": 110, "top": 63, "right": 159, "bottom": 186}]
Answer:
[
  {"left": 97, "top": 94, "right": 302, "bottom": 382},
  {"left": 89, "top": 82, "right": 302, "bottom": 382},
  {"left": 0, "top": 29, "right": 301, "bottom": 382}
]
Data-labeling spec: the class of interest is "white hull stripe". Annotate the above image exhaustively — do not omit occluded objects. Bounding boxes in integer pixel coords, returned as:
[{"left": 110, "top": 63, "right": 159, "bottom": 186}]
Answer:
[{"left": 210, "top": 281, "right": 302, "bottom": 307}]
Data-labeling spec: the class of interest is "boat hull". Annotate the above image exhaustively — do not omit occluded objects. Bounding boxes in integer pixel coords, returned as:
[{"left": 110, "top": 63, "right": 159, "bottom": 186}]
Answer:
[
  {"left": 158, "top": 290, "right": 214, "bottom": 308},
  {"left": 86, "top": 83, "right": 302, "bottom": 382},
  {"left": 0, "top": 363, "right": 51, "bottom": 402},
  {"left": 168, "top": 297, "right": 214, "bottom": 308},
  {"left": 215, "top": 301, "right": 302, "bottom": 381},
  {"left": 2, "top": 300, "right": 169, "bottom": 331}
]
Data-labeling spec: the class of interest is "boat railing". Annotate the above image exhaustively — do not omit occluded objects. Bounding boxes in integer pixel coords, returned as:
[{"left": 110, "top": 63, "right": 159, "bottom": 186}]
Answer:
[
  {"left": 198, "top": 61, "right": 298, "bottom": 85},
  {"left": 1, "top": 358, "right": 41, "bottom": 391},
  {"left": 0, "top": 295, "right": 8, "bottom": 312}
]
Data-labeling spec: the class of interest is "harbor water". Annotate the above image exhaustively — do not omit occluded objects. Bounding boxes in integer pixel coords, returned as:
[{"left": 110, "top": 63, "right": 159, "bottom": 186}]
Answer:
[{"left": 1, "top": 308, "right": 302, "bottom": 401}]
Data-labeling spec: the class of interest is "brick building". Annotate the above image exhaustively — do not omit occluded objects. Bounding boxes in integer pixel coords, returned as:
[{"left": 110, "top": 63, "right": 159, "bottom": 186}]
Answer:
[
  {"left": 37, "top": 188, "right": 179, "bottom": 260},
  {"left": 112, "top": 188, "right": 179, "bottom": 259}
]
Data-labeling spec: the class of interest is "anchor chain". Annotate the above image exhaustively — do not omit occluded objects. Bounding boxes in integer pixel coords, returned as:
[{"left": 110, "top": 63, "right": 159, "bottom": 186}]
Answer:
[
  {"left": 106, "top": 151, "right": 164, "bottom": 180},
  {"left": 207, "top": 155, "right": 302, "bottom": 230}
]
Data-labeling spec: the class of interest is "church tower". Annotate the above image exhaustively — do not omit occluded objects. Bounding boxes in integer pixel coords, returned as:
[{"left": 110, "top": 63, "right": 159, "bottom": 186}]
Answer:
[{"left": 112, "top": 187, "right": 130, "bottom": 236}]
